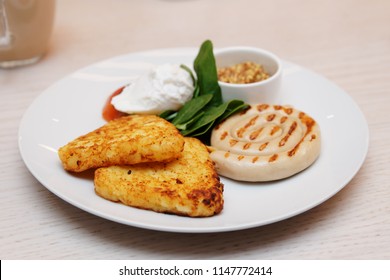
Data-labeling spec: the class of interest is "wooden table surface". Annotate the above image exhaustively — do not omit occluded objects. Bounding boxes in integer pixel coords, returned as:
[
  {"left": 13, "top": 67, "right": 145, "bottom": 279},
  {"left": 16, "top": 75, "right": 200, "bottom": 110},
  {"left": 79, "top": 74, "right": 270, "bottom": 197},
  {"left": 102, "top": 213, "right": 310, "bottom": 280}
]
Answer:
[{"left": 1, "top": 0, "right": 389, "bottom": 259}]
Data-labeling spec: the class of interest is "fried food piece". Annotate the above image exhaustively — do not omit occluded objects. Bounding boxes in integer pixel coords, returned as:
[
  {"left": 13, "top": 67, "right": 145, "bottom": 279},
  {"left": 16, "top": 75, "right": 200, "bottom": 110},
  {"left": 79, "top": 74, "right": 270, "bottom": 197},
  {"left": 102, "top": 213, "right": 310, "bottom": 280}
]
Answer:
[
  {"left": 58, "top": 115, "right": 184, "bottom": 172},
  {"left": 94, "top": 138, "right": 224, "bottom": 217}
]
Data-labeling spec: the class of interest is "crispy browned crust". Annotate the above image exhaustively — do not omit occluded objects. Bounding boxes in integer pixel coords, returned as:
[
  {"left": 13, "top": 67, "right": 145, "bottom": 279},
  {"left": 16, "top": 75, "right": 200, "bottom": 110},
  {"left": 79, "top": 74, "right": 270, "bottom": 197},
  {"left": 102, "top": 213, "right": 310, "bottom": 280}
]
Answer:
[
  {"left": 94, "top": 138, "right": 224, "bottom": 217},
  {"left": 58, "top": 115, "right": 184, "bottom": 172}
]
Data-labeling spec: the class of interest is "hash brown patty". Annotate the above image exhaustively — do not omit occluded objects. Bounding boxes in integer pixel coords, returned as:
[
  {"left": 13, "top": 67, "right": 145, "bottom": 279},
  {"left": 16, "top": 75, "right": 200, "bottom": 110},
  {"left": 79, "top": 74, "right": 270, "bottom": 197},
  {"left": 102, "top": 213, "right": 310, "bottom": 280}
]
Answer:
[
  {"left": 94, "top": 137, "right": 224, "bottom": 217},
  {"left": 58, "top": 115, "right": 184, "bottom": 172}
]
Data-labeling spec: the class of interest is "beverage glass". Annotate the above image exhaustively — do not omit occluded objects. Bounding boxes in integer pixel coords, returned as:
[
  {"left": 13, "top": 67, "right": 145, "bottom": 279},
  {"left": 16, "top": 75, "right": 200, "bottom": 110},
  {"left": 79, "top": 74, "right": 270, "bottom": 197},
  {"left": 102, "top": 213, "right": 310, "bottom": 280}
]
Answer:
[{"left": 0, "top": 0, "right": 55, "bottom": 68}]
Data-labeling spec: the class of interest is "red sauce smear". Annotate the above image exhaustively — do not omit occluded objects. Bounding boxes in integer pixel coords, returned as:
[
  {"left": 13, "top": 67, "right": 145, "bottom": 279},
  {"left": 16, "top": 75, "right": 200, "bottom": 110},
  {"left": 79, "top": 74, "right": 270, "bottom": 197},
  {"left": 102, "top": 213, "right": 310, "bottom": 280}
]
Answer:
[{"left": 102, "top": 86, "right": 128, "bottom": 122}]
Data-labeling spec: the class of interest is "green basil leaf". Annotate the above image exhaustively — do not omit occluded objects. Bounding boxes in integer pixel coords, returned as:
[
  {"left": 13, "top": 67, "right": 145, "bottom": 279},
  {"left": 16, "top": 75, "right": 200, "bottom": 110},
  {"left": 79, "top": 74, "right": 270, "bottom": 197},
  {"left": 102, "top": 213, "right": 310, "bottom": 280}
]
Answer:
[
  {"left": 181, "top": 100, "right": 249, "bottom": 137},
  {"left": 195, "top": 102, "right": 229, "bottom": 126},
  {"left": 180, "top": 64, "right": 196, "bottom": 87},
  {"left": 217, "top": 100, "right": 249, "bottom": 122},
  {"left": 172, "top": 94, "right": 213, "bottom": 125},
  {"left": 193, "top": 84, "right": 200, "bottom": 98},
  {"left": 182, "top": 120, "right": 215, "bottom": 137},
  {"left": 175, "top": 111, "right": 205, "bottom": 130},
  {"left": 180, "top": 102, "right": 228, "bottom": 135},
  {"left": 193, "top": 40, "right": 223, "bottom": 106},
  {"left": 159, "top": 110, "right": 177, "bottom": 121}
]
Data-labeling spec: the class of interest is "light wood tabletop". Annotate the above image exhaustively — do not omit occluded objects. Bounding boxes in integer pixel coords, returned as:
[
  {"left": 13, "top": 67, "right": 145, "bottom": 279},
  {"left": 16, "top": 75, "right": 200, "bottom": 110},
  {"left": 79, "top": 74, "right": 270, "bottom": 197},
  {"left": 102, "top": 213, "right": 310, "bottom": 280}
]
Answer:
[{"left": 1, "top": 0, "right": 389, "bottom": 259}]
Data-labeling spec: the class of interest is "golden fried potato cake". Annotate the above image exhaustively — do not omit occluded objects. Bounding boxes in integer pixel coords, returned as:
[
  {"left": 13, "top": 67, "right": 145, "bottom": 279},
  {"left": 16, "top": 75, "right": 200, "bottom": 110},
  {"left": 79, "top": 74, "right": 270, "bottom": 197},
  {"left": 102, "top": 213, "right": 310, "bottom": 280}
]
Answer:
[
  {"left": 58, "top": 115, "right": 184, "bottom": 172},
  {"left": 94, "top": 137, "right": 224, "bottom": 217}
]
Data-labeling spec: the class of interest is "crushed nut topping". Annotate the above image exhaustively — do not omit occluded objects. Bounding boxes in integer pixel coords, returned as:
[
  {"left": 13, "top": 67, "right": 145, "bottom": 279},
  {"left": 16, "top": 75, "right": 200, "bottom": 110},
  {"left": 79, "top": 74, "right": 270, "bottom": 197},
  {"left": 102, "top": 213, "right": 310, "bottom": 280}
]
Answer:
[{"left": 218, "top": 61, "right": 270, "bottom": 84}]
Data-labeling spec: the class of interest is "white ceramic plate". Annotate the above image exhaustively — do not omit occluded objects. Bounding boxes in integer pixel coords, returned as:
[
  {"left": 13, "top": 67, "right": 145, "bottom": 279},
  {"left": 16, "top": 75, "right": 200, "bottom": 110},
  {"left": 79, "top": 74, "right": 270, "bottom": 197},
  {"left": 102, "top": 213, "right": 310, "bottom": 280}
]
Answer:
[{"left": 18, "top": 48, "right": 369, "bottom": 233}]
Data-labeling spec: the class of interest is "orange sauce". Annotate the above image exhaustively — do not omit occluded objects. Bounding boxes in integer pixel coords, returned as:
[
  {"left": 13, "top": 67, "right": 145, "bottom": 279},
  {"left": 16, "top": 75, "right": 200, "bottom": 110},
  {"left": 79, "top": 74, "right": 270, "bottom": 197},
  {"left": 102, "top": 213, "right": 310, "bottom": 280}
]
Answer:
[{"left": 102, "top": 86, "right": 128, "bottom": 122}]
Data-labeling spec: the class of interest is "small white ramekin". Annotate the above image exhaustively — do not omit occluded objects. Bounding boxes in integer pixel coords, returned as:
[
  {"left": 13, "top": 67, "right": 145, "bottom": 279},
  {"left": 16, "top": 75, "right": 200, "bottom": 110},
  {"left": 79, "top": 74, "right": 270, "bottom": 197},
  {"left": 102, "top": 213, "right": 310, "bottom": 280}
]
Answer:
[{"left": 214, "top": 46, "right": 283, "bottom": 104}]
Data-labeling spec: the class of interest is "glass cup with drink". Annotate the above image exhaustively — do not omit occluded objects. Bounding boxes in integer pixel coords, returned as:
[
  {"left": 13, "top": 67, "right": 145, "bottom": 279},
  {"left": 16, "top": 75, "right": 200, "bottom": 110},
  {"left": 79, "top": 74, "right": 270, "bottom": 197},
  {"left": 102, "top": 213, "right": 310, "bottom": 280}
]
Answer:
[{"left": 0, "top": 0, "right": 55, "bottom": 68}]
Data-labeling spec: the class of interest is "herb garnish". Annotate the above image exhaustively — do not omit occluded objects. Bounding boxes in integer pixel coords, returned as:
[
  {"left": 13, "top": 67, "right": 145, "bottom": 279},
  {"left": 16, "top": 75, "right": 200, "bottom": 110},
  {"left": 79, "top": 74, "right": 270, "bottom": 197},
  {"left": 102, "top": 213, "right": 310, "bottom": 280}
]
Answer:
[{"left": 160, "top": 40, "right": 249, "bottom": 140}]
